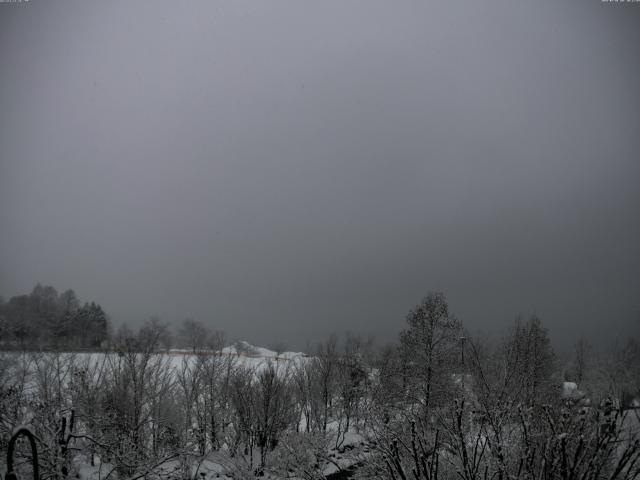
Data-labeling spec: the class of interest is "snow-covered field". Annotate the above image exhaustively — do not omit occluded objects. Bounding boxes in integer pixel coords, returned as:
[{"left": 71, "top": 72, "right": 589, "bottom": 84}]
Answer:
[
  {"left": 1, "top": 340, "right": 311, "bottom": 387},
  {"left": 168, "top": 340, "right": 310, "bottom": 371}
]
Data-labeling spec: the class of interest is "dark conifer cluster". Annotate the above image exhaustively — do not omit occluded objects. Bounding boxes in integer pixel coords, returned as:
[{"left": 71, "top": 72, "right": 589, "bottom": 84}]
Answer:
[{"left": 0, "top": 284, "right": 109, "bottom": 350}]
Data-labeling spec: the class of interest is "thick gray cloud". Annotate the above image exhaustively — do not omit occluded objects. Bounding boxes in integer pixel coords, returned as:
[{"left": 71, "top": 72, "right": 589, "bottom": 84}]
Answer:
[{"left": 1, "top": 0, "right": 639, "bottom": 349}]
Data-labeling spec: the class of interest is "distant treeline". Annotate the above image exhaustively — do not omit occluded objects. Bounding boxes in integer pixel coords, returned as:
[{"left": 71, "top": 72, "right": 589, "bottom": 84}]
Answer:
[{"left": 0, "top": 284, "right": 109, "bottom": 350}]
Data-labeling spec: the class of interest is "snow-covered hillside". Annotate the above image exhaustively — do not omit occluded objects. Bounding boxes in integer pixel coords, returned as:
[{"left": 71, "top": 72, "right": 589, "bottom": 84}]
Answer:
[
  {"left": 219, "top": 340, "right": 307, "bottom": 360},
  {"left": 165, "top": 340, "right": 310, "bottom": 373}
]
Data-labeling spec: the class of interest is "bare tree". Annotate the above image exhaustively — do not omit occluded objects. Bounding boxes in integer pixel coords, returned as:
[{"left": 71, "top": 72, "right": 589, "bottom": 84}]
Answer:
[
  {"left": 315, "top": 334, "right": 339, "bottom": 432},
  {"left": 334, "top": 334, "right": 371, "bottom": 448},
  {"left": 399, "top": 292, "right": 462, "bottom": 419},
  {"left": 102, "top": 319, "right": 179, "bottom": 477},
  {"left": 179, "top": 318, "right": 211, "bottom": 353},
  {"left": 572, "top": 337, "right": 592, "bottom": 385}
]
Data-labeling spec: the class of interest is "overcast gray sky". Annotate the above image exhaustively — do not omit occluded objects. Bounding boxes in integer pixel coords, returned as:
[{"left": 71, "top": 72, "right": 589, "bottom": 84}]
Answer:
[{"left": 1, "top": 0, "right": 639, "bottom": 349}]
